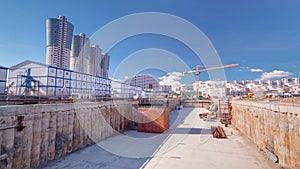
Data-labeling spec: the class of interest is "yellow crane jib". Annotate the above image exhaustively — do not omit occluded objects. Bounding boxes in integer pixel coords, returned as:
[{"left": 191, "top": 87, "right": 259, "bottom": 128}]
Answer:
[
  {"left": 182, "top": 63, "right": 239, "bottom": 99},
  {"left": 183, "top": 63, "right": 239, "bottom": 80}
]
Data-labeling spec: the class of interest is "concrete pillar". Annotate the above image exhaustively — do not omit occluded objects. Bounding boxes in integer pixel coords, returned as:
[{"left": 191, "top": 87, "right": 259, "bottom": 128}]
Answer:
[
  {"left": 72, "top": 113, "right": 79, "bottom": 151},
  {"left": 86, "top": 109, "right": 92, "bottom": 146},
  {"left": 12, "top": 117, "right": 24, "bottom": 169},
  {"left": 288, "top": 113, "right": 300, "bottom": 168},
  {"left": 279, "top": 112, "right": 291, "bottom": 166},
  {"left": 101, "top": 108, "right": 107, "bottom": 139},
  {"left": 95, "top": 108, "right": 100, "bottom": 142},
  {"left": 19, "top": 114, "right": 33, "bottom": 169},
  {"left": 62, "top": 111, "right": 69, "bottom": 156},
  {"left": 77, "top": 109, "right": 85, "bottom": 149},
  {"left": 39, "top": 112, "right": 50, "bottom": 165},
  {"left": 90, "top": 109, "right": 95, "bottom": 143},
  {"left": 1, "top": 116, "right": 15, "bottom": 169},
  {"left": 109, "top": 107, "right": 114, "bottom": 136},
  {"left": 30, "top": 113, "right": 42, "bottom": 168},
  {"left": 82, "top": 109, "right": 87, "bottom": 148},
  {"left": 121, "top": 112, "right": 125, "bottom": 131},
  {"left": 67, "top": 111, "right": 74, "bottom": 153},
  {"left": 48, "top": 112, "right": 56, "bottom": 160},
  {"left": 99, "top": 109, "right": 105, "bottom": 141},
  {"left": 54, "top": 111, "right": 63, "bottom": 159}
]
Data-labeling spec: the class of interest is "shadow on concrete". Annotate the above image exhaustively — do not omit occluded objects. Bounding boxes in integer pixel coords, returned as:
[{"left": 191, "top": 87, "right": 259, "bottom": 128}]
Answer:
[
  {"left": 168, "top": 127, "right": 212, "bottom": 135},
  {"left": 40, "top": 108, "right": 209, "bottom": 169}
]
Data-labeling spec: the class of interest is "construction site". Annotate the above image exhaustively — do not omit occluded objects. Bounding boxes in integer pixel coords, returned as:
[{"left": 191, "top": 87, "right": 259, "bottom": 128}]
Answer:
[{"left": 0, "top": 61, "right": 299, "bottom": 169}]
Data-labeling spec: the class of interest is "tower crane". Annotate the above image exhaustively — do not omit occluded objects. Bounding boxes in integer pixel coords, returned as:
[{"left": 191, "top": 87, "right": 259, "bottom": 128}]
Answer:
[
  {"left": 182, "top": 63, "right": 239, "bottom": 98},
  {"left": 183, "top": 64, "right": 238, "bottom": 81}
]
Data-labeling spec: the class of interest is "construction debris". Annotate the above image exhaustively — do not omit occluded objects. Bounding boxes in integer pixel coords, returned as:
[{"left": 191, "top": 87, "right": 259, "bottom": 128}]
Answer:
[
  {"left": 264, "top": 147, "right": 278, "bottom": 163},
  {"left": 199, "top": 113, "right": 208, "bottom": 119},
  {"left": 138, "top": 108, "right": 170, "bottom": 133},
  {"left": 219, "top": 101, "right": 232, "bottom": 127},
  {"left": 211, "top": 126, "right": 227, "bottom": 138}
]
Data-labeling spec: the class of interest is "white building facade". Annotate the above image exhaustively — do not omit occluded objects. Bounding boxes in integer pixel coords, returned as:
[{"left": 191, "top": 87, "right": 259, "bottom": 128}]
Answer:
[
  {"left": 8, "top": 60, "right": 111, "bottom": 97},
  {"left": 0, "top": 66, "right": 8, "bottom": 94},
  {"left": 111, "top": 80, "right": 142, "bottom": 98},
  {"left": 124, "top": 74, "right": 160, "bottom": 91}
]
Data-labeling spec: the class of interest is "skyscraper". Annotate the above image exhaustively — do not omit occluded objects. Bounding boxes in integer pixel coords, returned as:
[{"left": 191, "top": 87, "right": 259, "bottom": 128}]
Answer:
[
  {"left": 70, "top": 33, "right": 89, "bottom": 73},
  {"left": 101, "top": 53, "right": 110, "bottom": 78},
  {"left": 46, "top": 16, "right": 74, "bottom": 69},
  {"left": 88, "top": 45, "right": 102, "bottom": 76}
]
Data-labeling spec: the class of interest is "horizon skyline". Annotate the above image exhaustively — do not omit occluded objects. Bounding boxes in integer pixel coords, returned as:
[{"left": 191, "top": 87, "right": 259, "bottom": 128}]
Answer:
[{"left": 0, "top": 1, "right": 299, "bottom": 83}]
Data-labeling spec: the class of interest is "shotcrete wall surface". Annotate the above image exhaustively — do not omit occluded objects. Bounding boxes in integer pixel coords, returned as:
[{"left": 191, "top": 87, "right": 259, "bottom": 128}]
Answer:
[
  {"left": 0, "top": 98, "right": 180, "bottom": 169},
  {"left": 0, "top": 101, "right": 136, "bottom": 169},
  {"left": 231, "top": 101, "right": 300, "bottom": 169}
]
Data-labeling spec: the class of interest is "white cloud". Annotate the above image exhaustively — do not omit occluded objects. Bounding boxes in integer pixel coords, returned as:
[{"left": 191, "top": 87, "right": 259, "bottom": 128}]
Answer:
[
  {"left": 250, "top": 68, "right": 263, "bottom": 72},
  {"left": 110, "top": 77, "right": 122, "bottom": 82},
  {"left": 260, "top": 70, "right": 292, "bottom": 80},
  {"left": 159, "top": 72, "right": 183, "bottom": 91},
  {"left": 238, "top": 67, "right": 249, "bottom": 71},
  {"left": 239, "top": 67, "right": 263, "bottom": 72}
]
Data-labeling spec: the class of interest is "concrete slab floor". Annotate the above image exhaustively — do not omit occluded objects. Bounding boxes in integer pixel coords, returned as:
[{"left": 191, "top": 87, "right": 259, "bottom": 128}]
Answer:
[{"left": 39, "top": 108, "right": 279, "bottom": 169}]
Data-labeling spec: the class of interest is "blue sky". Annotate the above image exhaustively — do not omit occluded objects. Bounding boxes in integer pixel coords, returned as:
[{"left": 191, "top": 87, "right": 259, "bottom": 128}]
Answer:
[{"left": 0, "top": 0, "right": 299, "bottom": 82}]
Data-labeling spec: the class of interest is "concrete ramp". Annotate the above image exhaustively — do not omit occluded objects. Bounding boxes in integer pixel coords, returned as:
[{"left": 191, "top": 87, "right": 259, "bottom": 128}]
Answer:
[{"left": 41, "top": 108, "right": 278, "bottom": 169}]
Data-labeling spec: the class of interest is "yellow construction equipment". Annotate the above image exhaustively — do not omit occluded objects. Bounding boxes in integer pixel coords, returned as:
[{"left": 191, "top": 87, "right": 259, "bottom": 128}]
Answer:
[{"left": 183, "top": 63, "right": 238, "bottom": 81}]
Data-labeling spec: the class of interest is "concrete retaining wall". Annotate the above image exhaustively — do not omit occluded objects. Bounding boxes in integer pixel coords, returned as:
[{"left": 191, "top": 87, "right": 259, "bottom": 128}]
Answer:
[
  {"left": 167, "top": 99, "right": 180, "bottom": 110},
  {"left": 0, "top": 101, "right": 136, "bottom": 169},
  {"left": 0, "top": 98, "right": 180, "bottom": 169},
  {"left": 182, "top": 100, "right": 212, "bottom": 109},
  {"left": 231, "top": 101, "right": 300, "bottom": 168}
]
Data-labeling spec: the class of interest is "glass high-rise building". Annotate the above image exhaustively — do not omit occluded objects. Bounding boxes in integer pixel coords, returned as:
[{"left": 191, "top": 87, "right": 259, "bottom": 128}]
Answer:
[
  {"left": 101, "top": 53, "right": 110, "bottom": 78},
  {"left": 46, "top": 16, "right": 74, "bottom": 69},
  {"left": 88, "top": 45, "right": 102, "bottom": 76},
  {"left": 70, "top": 33, "right": 89, "bottom": 73},
  {"left": 87, "top": 46, "right": 110, "bottom": 78}
]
